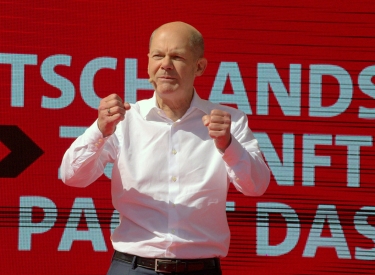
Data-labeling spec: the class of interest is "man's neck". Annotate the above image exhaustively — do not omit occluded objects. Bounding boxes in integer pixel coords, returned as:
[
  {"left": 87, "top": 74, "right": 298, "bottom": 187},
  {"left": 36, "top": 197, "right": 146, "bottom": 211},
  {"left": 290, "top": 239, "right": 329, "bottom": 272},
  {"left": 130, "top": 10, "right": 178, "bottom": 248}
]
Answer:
[{"left": 156, "top": 91, "right": 194, "bottom": 121}]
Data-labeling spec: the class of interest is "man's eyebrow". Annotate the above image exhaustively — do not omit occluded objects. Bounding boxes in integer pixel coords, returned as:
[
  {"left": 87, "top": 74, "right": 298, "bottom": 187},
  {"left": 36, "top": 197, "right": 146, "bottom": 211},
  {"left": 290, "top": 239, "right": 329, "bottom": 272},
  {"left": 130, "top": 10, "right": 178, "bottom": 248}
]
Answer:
[
  {"left": 150, "top": 48, "right": 187, "bottom": 55},
  {"left": 169, "top": 49, "right": 187, "bottom": 55}
]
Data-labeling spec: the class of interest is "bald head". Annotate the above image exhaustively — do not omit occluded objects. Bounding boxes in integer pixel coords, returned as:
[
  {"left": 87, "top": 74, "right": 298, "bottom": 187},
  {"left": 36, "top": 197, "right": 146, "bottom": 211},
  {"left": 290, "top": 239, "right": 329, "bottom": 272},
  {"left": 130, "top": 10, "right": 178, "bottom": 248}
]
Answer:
[{"left": 149, "top": 22, "right": 204, "bottom": 59}]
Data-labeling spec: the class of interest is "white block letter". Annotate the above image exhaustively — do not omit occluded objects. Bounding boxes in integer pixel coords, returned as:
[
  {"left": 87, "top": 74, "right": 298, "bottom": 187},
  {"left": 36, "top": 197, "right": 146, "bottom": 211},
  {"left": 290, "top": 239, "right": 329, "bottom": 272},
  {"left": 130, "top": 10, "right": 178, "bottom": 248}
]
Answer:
[
  {"left": 309, "top": 65, "right": 353, "bottom": 117},
  {"left": 125, "top": 58, "right": 153, "bottom": 103},
  {"left": 257, "top": 202, "right": 300, "bottom": 256},
  {"left": 303, "top": 134, "right": 332, "bottom": 186},
  {"left": 41, "top": 54, "right": 75, "bottom": 109},
  {"left": 257, "top": 63, "right": 301, "bottom": 116},
  {"left": 209, "top": 62, "right": 251, "bottom": 114},
  {"left": 358, "top": 66, "right": 375, "bottom": 119},
  {"left": 58, "top": 198, "right": 107, "bottom": 251},
  {"left": 335, "top": 135, "right": 372, "bottom": 187},
  {"left": 354, "top": 206, "right": 375, "bottom": 260},
  {"left": 254, "top": 132, "right": 295, "bottom": 186},
  {"left": 80, "top": 57, "right": 117, "bottom": 109},
  {"left": 303, "top": 204, "right": 351, "bottom": 259},
  {"left": 0, "top": 53, "right": 38, "bottom": 107},
  {"left": 18, "top": 196, "right": 57, "bottom": 250}
]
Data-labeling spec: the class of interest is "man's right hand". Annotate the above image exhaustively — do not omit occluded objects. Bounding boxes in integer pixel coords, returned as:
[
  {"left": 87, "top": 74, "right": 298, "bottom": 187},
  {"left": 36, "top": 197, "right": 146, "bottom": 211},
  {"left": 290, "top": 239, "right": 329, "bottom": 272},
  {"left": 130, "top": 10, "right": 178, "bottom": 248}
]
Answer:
[{"left": 98, "top": 94, "right": 131, "bottom": 137}]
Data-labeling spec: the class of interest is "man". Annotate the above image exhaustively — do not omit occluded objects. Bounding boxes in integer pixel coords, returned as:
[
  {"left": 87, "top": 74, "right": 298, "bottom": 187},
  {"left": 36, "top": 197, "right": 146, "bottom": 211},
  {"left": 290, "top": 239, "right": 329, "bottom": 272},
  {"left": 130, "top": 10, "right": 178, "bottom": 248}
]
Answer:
[{"left": 61, "top": 21, "right": 270, "bottom": 275}]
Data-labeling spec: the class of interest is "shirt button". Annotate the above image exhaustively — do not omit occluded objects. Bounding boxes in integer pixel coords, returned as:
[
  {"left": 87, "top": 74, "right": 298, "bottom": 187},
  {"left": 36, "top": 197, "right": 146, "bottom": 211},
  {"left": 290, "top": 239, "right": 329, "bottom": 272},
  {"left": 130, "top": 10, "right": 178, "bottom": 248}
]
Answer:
[
  {"left": 171, "top": 229, "right": 175, "bottom": 234},
  {"left": 95, "top": 143, "right": 99, "bottom": 147},
  {"left": 172, "top": 149, "right": 177, "bottom": 155},
  {"left": 171, "top": 176, "right": 177, "bottom": 182}
]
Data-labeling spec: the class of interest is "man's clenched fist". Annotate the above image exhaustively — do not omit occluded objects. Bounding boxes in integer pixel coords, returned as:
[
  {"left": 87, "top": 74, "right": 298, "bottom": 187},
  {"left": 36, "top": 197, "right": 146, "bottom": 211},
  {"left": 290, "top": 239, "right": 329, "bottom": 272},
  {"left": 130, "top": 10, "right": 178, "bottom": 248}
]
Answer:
[
  {"left": 202, "top": 109, "right": 232, "bottom": 151},
  {"left": 98, "top": 94, "right": 131, "bottom": 137}
]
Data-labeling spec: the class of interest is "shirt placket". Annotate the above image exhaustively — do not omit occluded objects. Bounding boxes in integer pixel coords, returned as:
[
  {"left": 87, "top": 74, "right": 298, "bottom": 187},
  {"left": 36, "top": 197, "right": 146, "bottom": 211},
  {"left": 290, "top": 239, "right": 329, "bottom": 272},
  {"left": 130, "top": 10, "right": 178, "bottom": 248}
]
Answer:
[{"left": 166, "top": 121, "right": 180, "bottom": 257}]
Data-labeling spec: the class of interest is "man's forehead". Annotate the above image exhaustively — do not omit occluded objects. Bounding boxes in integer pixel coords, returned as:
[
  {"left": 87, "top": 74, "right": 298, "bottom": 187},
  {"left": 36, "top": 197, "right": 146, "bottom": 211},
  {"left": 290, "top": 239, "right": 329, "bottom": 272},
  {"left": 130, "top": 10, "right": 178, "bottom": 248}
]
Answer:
[
  {"left": 150, "top": 47, "right": 187, "bottom": 54},
  {"left": 150, "top": 33, "right": 191, "bottom": 52}
]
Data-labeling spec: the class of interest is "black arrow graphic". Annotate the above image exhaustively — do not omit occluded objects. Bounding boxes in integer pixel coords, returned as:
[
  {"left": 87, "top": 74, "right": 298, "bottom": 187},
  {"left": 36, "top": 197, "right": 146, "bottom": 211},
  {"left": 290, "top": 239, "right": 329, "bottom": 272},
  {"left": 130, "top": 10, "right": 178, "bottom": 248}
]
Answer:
[{"left": 0, "top": 125, "right": 44, "bottom": 178}]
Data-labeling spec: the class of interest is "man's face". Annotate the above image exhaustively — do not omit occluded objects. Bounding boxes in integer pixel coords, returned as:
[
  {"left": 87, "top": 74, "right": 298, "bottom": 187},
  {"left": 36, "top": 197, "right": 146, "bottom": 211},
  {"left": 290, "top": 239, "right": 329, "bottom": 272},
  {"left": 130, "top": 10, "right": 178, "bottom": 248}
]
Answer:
[{"left": 148, "top": 28, "right": 204, "bottom": 98}]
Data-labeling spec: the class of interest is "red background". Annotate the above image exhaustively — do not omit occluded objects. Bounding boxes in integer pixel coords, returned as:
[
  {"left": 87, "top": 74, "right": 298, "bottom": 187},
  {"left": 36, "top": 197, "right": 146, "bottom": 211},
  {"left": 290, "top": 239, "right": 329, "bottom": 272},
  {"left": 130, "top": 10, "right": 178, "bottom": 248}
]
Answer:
[{"left": 1, "top": 1, "right": 375, "bottom": 274}]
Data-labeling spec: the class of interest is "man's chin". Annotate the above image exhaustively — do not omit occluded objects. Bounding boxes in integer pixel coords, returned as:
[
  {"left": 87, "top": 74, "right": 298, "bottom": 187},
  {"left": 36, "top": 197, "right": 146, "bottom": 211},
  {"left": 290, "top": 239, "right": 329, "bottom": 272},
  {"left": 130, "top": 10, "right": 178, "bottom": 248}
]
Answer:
[{"left": 156, "top": 85, "right": 178, "bottom": 94}]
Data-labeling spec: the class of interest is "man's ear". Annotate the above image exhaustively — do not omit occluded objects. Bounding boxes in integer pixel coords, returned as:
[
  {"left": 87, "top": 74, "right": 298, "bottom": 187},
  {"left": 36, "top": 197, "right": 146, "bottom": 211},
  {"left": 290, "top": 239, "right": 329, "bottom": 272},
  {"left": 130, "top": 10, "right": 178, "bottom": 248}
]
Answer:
[{"left": 195, "top": 58, "right": 208, "bottom": 76}]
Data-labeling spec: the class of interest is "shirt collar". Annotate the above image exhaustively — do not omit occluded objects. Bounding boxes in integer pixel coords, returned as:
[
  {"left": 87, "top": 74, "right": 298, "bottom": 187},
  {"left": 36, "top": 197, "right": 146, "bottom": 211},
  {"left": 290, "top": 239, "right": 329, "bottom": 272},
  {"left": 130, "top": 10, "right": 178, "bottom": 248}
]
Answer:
[{"left": 139, "top": 89, "right": 210, "bottom": 119}]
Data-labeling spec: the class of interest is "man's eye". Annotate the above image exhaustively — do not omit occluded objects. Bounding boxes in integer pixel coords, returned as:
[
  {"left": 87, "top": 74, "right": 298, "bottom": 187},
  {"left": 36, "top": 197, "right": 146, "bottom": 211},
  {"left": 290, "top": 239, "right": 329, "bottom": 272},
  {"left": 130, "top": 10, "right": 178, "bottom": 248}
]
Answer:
[{"left": 153, "top": 55, "right": 163, "bottom": 59}]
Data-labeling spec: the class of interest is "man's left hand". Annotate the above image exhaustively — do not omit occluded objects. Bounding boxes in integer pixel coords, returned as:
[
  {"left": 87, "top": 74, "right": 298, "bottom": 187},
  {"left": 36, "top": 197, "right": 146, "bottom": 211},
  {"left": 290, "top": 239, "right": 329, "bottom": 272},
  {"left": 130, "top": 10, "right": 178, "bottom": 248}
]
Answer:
[{"left": 202, "top": 109, "right": 232, "bottom": 151}]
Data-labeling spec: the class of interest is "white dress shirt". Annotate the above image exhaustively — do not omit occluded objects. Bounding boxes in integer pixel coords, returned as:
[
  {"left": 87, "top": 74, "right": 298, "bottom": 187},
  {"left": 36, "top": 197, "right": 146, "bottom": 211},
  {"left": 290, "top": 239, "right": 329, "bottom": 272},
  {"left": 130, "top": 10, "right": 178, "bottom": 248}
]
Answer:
[{"left": 61, "top": 91, "right": 270, "bottom": 259}]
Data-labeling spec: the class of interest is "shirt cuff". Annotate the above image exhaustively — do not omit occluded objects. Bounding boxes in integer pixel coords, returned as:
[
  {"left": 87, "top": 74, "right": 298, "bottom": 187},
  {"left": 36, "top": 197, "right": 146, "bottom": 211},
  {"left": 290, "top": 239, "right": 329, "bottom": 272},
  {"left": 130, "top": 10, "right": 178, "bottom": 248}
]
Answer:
[
  {"left": 221, "top": 135, "right": 244, "bottom": 167},
  {"left": 83, "top": 120, "right": 110, "bottom": 150}
]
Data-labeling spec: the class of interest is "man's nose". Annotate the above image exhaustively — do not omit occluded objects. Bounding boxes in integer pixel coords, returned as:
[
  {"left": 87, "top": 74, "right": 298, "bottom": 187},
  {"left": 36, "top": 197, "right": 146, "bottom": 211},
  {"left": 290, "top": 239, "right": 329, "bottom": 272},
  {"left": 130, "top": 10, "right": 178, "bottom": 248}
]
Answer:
[{"left": 161, "top": 56, "right": 173, "bottom": 70}]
